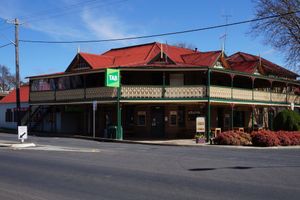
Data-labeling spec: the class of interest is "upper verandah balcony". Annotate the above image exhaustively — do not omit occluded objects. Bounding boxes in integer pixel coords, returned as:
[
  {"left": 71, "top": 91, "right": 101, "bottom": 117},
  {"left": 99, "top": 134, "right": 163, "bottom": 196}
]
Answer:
[{"left": 29, "top": 68, "right": 300, "bottom": 105}]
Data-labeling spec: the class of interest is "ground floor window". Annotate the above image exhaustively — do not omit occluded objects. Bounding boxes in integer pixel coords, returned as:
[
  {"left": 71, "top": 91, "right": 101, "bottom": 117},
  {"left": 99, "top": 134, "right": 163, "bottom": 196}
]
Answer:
[
  {"left": 169, "top": 111, "right": 177, "bottom": 126},
  {"left": 5, "top": 109, "right": 13, "bottom": 122}
]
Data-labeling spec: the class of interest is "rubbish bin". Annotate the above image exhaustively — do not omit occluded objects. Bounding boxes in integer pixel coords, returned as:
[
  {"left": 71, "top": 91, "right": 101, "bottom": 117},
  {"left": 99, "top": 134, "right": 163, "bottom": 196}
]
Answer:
[{"left": 107, "top": 126, "right": 117, "bottom": 139}]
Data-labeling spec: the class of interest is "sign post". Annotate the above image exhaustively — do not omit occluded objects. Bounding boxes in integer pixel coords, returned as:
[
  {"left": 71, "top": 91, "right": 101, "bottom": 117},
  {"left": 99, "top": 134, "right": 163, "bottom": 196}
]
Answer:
[
  {"left": 18, "top": 126, "right": 27, "bottom": 143},
  {"left": 93, "top": 101, "right": 97, "bottom": 138},
  {"left": 105, "top": 68, "right": 122, "bottom": 140}
]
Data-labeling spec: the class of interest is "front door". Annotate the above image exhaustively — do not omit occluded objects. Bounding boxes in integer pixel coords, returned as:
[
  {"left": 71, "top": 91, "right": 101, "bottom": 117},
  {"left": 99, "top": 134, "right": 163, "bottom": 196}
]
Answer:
[{"left": 151, "top": 106, "right": 165, "bottom": 138}]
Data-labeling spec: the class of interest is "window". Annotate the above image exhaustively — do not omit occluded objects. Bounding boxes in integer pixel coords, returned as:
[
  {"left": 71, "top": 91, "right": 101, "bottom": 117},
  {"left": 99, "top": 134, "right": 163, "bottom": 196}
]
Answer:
[
  {"left": 86, "top": 73, "right": 104, "bottom": 88},
  {"left": 169, "top": 111, "right": 177, "bottom": 126},
  {"left": 57, "top": 77, "right": 70, "bottom": 90},
  {"left": 31, "top": 79, "right": 55, "bottom": 91},
  {"left": 70, "top": 75, "right": 84, "bottom": 89},
  {"left": 137, "top": 111, "right": 146, "bottom": 126},
  {"left": 170, "top": 74, "right": 184, "bottom": 86},
  {"left": 5, "top": 109, "right": 13, "bottom": 122}
]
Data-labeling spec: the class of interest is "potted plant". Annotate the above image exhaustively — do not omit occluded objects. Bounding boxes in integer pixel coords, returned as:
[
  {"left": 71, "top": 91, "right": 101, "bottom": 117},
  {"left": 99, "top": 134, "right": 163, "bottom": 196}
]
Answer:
[{"left": 195, "top": 133, "right": 206, "bottom": 143}]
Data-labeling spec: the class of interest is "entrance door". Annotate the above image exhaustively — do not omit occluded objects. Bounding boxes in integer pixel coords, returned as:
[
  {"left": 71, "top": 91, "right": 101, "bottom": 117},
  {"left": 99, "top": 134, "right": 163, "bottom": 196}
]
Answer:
[{"left": 151, "top": 106, "right": 165, "bottom": 138}]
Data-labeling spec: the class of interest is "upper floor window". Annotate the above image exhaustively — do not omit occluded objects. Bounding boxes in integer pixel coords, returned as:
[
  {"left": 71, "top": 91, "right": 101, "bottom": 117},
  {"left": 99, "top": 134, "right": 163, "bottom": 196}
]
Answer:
[
  {"left": 31, "top": 79, "right": 55, "bottom": 91},
  {"left": 57, "top": 75, "right": 83, "bottom": 90}
]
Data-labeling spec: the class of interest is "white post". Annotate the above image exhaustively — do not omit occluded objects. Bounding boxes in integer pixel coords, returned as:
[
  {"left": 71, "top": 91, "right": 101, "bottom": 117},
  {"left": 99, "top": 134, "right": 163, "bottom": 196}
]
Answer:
[{"left": 92, "top": 101, "right": 97, "bottom": 138}]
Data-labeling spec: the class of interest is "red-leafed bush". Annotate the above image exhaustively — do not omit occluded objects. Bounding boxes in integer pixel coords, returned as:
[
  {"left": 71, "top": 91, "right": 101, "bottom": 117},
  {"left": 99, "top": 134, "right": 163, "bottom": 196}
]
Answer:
[
  {"left": 276, "top": 131, "right": 291, "bottom": 146},
  {"left": 251, "top": 130, "right": 280, "bottom": 147},
  {"left": 286, "top": 133, "right": 300, "bottom": 145},
  {"left": 214, "top": 131, "right": 251, "bottom": 146}
]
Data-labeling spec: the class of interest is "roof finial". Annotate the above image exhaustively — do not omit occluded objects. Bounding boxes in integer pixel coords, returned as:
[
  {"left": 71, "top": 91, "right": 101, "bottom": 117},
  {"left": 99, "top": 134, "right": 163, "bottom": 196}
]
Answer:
[
  {"left": 160, "top": 43, "right": 163, "bottom": 59},
  {"left": 77, "top": 46, "right": 80, "bottom": 54}
]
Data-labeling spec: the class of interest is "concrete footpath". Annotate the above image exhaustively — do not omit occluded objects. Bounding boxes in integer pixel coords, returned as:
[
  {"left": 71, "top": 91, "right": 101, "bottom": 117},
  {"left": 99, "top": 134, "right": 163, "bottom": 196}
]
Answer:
[{"left": 1, "top": 132, "right": 300, "bottom": 149}]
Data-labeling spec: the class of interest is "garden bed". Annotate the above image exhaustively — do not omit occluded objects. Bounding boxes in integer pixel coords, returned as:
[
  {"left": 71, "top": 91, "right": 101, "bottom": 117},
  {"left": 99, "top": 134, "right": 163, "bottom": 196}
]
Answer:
[{"left": 213, "top": 130, "right": 300, "bottom": 147}]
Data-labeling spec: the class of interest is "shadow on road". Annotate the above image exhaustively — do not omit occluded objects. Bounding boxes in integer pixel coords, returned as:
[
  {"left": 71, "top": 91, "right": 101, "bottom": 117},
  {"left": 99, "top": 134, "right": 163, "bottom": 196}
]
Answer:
[{"left": 188, "top": 165, "right": 300, "bottom": 171}]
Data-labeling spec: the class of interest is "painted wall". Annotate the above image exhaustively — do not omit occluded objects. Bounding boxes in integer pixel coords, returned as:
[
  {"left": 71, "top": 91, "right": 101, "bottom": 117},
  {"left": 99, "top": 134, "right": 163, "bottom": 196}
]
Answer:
[{"left": 0, "top": 103, "right": 29, "bottom": 129}]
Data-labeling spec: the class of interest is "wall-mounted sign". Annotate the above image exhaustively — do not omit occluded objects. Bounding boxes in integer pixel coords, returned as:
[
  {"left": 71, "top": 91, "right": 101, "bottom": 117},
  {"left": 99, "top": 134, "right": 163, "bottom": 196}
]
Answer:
[
  {"left": 105, "top": 68, "right": 120, "bottom": 87},
  {"left": 196, "top": 117, "right": 205, "bottom": 133}
]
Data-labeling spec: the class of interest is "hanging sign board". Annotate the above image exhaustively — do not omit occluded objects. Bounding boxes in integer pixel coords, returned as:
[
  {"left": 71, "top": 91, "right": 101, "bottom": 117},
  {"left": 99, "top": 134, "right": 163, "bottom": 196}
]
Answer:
[
  {"left": 196, "top": 117, "right": 205, "bottom": 133},
  {"left": 105, "top": 68, "right": 120, "bottom": 88}
]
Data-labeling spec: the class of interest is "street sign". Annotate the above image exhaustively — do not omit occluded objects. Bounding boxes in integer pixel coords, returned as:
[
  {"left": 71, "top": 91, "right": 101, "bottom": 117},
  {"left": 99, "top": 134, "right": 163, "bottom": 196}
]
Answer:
[
  {"left": 196, "top": 117, "right": 205, "bottom": 133},
  {"left": 18, "top": 126, "right": 28, "bottom": 143},
  {"left": 105, "top": 68, "right": 120, "bottom": 87}
]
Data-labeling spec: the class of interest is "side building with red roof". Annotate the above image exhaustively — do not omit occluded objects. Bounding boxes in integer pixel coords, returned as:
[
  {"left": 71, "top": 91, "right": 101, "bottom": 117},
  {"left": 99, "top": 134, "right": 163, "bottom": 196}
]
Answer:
[
  {"left": 0, "top": 85, "right": 29, "bottom": 129},
  {"left": 27, "top": 42, "right": 300, "bottom": 140}
]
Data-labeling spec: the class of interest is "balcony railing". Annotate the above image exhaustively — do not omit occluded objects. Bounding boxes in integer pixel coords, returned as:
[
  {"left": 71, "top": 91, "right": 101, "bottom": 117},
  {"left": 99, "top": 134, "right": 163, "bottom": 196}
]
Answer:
[
  {"left": 121, "top": 86, "right": 162, "bottom": 98},
  {"left": 30, "top": 91, "right": 55, "bottom": 102},
  {"left": 165, "top": 86, "right": 206, "bottom": 98},
  {"left": 29, "top": 84, "right": 300, "bottom": 105},
  {"left": 210, "top": 85, "right": 300, "bottom": 104},
  {"left": 86, "top": 87, "right": 117, "bottom": 99}
]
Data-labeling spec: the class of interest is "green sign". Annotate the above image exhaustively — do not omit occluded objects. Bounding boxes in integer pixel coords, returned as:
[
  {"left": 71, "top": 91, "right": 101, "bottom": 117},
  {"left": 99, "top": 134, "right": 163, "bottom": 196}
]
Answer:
[{"left": 105, "top": 68, "right": 120, "bottom": 87}]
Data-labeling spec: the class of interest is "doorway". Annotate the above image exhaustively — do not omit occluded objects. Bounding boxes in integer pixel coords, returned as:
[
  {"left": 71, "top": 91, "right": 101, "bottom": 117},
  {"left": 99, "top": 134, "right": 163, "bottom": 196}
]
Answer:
[{"left": 150, "top": 106, "right": 165, "bottom": 138}]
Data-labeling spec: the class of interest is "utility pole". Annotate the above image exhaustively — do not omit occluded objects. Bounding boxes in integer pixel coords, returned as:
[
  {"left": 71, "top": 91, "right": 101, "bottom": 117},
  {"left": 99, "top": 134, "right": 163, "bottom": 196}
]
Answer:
[{"left": 15, "top": 18, "right": 21, "bottom": 126}]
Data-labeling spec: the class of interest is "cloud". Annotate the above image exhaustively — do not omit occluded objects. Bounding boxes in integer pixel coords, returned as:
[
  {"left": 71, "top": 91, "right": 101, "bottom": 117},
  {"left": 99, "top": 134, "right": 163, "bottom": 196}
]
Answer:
[{"left": 80, "top": 7, "right": 137, "bottom": 44}]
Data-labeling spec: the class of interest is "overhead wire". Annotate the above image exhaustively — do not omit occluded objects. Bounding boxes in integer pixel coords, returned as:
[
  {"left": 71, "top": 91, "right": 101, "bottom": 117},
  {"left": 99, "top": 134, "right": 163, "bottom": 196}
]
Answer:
[
  {"left": 0, "top": 43, "right": 13, "bottom": 48},
  {"left": 19, "top": 10, "right": 300, "bottom": 44}
]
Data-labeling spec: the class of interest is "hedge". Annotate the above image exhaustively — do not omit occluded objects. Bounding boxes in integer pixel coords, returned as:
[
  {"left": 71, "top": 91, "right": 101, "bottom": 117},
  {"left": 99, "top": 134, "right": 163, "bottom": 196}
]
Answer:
[{"left": 214, "top": 130, "right": 300, "bottom": 147}]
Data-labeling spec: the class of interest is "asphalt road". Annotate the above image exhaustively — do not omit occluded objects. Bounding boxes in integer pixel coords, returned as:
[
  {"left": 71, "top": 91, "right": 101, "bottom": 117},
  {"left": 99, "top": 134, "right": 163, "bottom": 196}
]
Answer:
[{"left": 0, "top": 133, "right": 300, "bottom": 200}]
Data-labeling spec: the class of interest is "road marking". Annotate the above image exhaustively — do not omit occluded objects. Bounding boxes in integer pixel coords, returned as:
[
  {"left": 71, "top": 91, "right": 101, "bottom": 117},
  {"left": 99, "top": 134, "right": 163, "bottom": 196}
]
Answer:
[{"left": 4, "top": 145, "right": 101, "bottom": 153}]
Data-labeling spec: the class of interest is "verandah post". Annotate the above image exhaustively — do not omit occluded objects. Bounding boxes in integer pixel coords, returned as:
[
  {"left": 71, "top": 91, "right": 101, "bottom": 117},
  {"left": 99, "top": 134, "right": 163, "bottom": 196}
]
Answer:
[
  {"left": 230, "top": 103, "right": 234, "bottom": 130},
  {"left": 252, "top": 105, "right": 255, "bottom": 131},
  {"left": 116, "top": 70, "right": 123, "bottom": 140},
  {"left": 207, "top": 68, "right": 211, "bottom": 142},
  {"left": 117, "top": 86, "right": 122, "bottom": 140}
]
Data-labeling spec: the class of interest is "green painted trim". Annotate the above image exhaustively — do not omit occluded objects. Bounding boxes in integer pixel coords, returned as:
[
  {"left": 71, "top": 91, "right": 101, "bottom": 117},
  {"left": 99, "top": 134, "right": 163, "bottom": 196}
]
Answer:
[{"left": 210, "top": 97, "right": 290, "bottom": 106}]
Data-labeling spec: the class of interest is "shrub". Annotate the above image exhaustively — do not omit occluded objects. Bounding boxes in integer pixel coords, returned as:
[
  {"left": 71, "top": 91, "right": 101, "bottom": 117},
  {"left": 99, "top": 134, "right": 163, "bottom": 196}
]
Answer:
[
  {"left": 214, "top": 131, "right": 251, "bottom": 146},
  {"left": 273, "top": 110, "right": 300, "bottom": 131},
  {"left": 251, "top": 130, "right": 280, "bottom": 147},
  {"left": 286, "top": 133, "right": 300, "bottom": 145},
  {"left": 276, "top": 131, "right": 291, "bottom": 146}
]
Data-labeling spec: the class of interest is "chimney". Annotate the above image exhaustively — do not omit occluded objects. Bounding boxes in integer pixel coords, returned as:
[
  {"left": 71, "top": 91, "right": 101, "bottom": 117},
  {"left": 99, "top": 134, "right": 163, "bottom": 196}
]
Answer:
[{"left": 194, "top": 48, "right": 198, "bottom": 52}]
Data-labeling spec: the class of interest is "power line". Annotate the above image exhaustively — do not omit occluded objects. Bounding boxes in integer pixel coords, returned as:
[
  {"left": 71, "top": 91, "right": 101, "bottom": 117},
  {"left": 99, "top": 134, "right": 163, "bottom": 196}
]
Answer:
[
  {"left": 19, "top": 10, "right": 300, "bottom": 44},
  {"left": 0, "top": 43, "right": 12, "bottom": 48}
]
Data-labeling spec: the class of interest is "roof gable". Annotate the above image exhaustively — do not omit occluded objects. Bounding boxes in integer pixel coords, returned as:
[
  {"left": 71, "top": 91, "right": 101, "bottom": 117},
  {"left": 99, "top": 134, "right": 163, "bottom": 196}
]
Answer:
[{"left": 227, "top": 52, "right": 298, "bottom": 79}]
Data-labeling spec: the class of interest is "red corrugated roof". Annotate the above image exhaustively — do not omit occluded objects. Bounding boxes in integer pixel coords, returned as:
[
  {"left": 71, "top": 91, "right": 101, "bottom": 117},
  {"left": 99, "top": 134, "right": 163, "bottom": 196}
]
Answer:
[
  {"left": 182, "top": 51, "right": 221, "bottom": 67},
  {"left": 227, "top": 52, "right": 298, "bottom": 78},
  {"left": 0, "top": 85, "right": 29, "bottom": 103},
  {"left": 79, "top": 52, "right": 114, "bottom": 69},
  {"left": 27, "top": 42, "right": 298, "bottom": 79}
]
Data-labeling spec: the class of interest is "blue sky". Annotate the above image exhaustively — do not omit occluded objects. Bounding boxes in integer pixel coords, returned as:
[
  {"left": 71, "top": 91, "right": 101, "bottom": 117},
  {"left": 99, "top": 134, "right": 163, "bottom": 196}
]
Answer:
[{"left": 0, "top": 0, "right": 289, "bottom": 81}]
